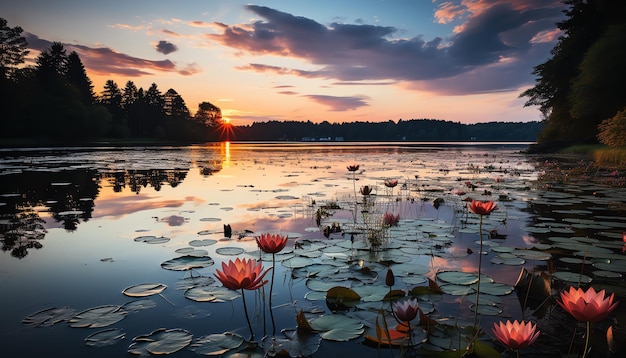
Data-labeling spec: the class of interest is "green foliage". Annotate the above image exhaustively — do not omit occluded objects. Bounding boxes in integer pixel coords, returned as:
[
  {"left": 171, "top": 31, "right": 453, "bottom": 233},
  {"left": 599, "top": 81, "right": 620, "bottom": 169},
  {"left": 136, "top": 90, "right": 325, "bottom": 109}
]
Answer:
[
  {"left": 521, "top": 1, "right": 626, "bottom": 145},
  {"left": 593, "top": 147, "right": 626, "bottom": 169}
]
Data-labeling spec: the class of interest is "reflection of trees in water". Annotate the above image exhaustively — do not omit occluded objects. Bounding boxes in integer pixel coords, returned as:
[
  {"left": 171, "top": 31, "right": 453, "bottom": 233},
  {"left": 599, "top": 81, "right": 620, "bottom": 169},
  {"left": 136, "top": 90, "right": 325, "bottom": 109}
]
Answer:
[
  {"left": 198, "top": 160, "right": 222, "bottom": 176},
  {"left": 0, "top": 165, "right": 208, "bottom": 258},
  {"left": 0, "top": 169, "right": 100, "bottom": 258},
  {"left": 101, "top": 169, "right": 190, "bottom": 193}
]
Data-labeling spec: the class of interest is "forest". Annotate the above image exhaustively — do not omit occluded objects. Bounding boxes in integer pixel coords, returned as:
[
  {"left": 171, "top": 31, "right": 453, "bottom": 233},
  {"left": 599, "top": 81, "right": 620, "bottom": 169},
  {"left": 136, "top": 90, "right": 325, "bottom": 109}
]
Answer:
[{"left": 2, "top": 0, "right": 625, "bottom": 147}]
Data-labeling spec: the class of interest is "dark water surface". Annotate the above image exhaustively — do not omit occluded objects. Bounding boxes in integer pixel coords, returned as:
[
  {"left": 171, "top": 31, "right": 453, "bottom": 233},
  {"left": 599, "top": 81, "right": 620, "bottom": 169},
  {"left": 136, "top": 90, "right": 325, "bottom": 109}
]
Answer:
[{"left": 1, "top": 142, "right": 625, "bottom": 357}]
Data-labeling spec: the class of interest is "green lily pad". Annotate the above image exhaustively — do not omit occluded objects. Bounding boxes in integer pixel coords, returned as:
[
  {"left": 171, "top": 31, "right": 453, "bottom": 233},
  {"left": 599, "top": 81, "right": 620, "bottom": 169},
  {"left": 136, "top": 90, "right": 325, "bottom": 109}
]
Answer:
[
  {"left": 309, "top": 314, "right": 364, "bottom": 341},
  {"left": 161, "top": 255, "right": 215, "bottom": 271},
  {"left": 123, "top": 299, "right": 157, "bottom": 313},
  {"left": 189, "top": 332, "right": 244, "bottom": 355},
  {"left": 437, "top": 271, "right": 479, "bottom": 285},
  {"left": 69, "top": 305, "right": 127, "bottom": 328},
  {"left": 553, "top": 271, "right": 593, "bottom": 284},
  {"left": 189, "top": 239, "right": 217, "bottom": 246},
  {"left": 85, "top": 328, "right": 125, "bottom": 347},
  {"left": 122, "top": 283, "right": 167, "bottom": 297},
  {"left": 128, "top": 328, "right": 193, "bottom": 355}
]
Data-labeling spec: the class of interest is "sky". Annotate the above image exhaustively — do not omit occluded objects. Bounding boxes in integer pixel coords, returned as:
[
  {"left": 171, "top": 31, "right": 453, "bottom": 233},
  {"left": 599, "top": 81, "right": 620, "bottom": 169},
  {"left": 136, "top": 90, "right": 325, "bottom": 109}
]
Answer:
[{"left": 2, "top": 0, "right": 567, "bottom": 125}]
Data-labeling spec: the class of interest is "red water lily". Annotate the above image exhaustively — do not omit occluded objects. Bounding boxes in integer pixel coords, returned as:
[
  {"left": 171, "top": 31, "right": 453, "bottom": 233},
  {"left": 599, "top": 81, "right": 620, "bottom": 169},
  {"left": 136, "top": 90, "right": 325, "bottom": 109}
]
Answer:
[
  {"left": 557, "top": 286, "right": 618, "bottom": 322},
  {"left": 492, "top": 320, "right": 540, "bottom": 350},
  {"left": 347, "top": 164, "right": 360, "bottom": 172},
  {"left": 393, "top": 298, "right": 419, "bottom": 322},
  {"left": 469, "top": 200, "right": 497, "bottom": 215},
  {"left": 256, "top": 233, "right": 288, "bottom": 254},
  {"left": 384, "top": 179, "right": 398, "bottom": 188},
  {"left": 214, "top": 258, "right": 270, "bottom": 291},
  {"left": 360, "top": 185, "right": 373, "bottom": 195}
]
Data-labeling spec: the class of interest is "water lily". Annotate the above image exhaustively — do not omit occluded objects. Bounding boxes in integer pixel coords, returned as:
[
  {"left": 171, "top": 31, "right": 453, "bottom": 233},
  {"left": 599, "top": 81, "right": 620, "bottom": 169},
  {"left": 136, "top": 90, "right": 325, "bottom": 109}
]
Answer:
[
  {"left": 393, "top": 298, "right": 419, "bottom": 322},
  {"left": 383, "top": 212, "right": 400, "bottom": 226},
  {"left": 256, "top": 233, "right": 288, "bottom": 254},
  {"left": 360, "top": 185, "right": 373, "bottom": 196},
  {"left": 384, "top": 179, "right": 398, "bottom": 188},
  {"left": 557, "top": 286, "right": 618, "bottom": 323},
  {"left": 469, "top": 199, "right": 498, "bottom": 215},
  {"left": 557, "top": 286, "right": 619, "bottom": 358},
  {"left": 256, "top": 233, "right": 288, "bottom": 336},
  {"left": 215, "top": 258, "right": 270, "bottom": 341},
  {"left": 214, "top": 258, "right": 270, "bottom": 291},
  {"left": 347, "top": 164, "right": 360, "bottom": 172},
  {"left": 492, "top": 320, "right": 540, "bottom": 352}
]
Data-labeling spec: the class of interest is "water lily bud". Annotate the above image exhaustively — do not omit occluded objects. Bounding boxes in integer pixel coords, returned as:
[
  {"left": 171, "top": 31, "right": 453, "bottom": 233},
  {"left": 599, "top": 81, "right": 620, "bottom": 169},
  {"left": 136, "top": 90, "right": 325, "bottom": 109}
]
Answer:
[{"left": 386, "top": 268, "right": 395, "bottom": 287}]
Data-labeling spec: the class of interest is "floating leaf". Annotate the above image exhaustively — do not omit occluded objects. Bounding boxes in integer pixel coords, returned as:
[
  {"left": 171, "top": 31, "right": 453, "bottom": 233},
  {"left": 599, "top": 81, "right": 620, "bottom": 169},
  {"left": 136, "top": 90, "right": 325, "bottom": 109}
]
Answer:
[
  {"left": 22, "top": 306, "right": 76, "bottom": 327},
  {"left": 184, "top": 286, "right": 240, "bottom": 302},
  {"left": 161, "top": 255, "right": 214, "bottom": 271},
  {"left": 326, "top": 286, "right": 361, "bottom": 300},
  {"left": 128, "top": 328, "right": 193, "bottom": 355},
  {"left": 134, "top": 235, "right": 170, "bottom": 244},
  {"left": 189, "top": 238, "right": 217, "bottom": 246},
  {"left": 215, "top": 247, "right": 245, "bottom": 255},
  {"left": 69, "top": 305, "right": 127, "bottom": 328},
  {"left": 122, "top": 283, "right": 167, "bottom": 297},
  {"left": 437, "top": 271, "right": 479, "bottom": 285},
  {"left": 123, "top": 299, "right": 157, "bottom": 313},
  {"left": 296, "top": 309, "right": 314, "bottom": 332},
  {"left": 189, "top": 332, "right": 244, "bottom": 355},
  {"left": 309, "top": 314, "right": 364, "bottom": 341},
  {"left": 85, "top": 328, "right": 125, "bottom": 347},
  {"left": 553, "top": 271, "right": 593, "bottom": 284}
]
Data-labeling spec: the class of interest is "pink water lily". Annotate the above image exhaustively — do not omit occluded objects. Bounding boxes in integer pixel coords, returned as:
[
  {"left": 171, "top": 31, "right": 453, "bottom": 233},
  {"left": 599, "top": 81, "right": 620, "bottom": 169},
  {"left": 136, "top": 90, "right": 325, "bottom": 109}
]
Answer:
[
  {"left": 492, "top": 320, "right": 540, "bottom": 350},
  {"left": 256, "top": 233, "right": 288, "bottom": 254},
  {"left": 557, "top": 286, "right": 618, "bottom": 322},
  {"left": 214, "top": 258, "right": 270, "bottom": 291},
  {"left": 393, "top": 298, "right": 419, "bottom": 322}
]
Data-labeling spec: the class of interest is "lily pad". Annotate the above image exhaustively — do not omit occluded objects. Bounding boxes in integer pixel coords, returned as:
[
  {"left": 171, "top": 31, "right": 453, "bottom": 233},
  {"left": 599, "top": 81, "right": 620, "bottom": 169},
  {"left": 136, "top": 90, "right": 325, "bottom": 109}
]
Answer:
[
  {"left": 189, "top": 238, "right": 217, "bottom": 246},
  {"left": 134, "top": 235, "right": 170, "bottom": 244},
  {"left": 309, "top": 314, "right": 364, "bottom": 341},
  {"left": 184, "top": 286, "right": 241, "bottom": 302},
  {"left": 189, "top": 332, "right": 244, "bottom": 355},
  {"left": 69, "top": 305, "right": 127, "bottom": 328},
  {"left": 122, "top": 283, "right": 167, "bottom": 297},
  {"left": 85, "top": 327, "right": 125, "bottom": 347},
  {"left": 215, "top": 247, "right": 245, "bottom": 256},
  {"left": 161, "top": 255, "right": 215, "bottom": 271},
  {"left": 553, "top": 271, "right": 593, "bottom": 284},
  {"left": 22, "top": 306, "right": 77, "bottom": 327},
  {"left": 128, "top": 328, "right": 193, "bottom": 355}
]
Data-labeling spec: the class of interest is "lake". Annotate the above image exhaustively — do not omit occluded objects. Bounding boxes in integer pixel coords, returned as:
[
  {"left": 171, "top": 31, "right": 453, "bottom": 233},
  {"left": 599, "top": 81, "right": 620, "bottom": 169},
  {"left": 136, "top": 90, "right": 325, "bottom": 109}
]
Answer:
[{"left": 1, "top": 142, "right": 625, "bottom": 358}]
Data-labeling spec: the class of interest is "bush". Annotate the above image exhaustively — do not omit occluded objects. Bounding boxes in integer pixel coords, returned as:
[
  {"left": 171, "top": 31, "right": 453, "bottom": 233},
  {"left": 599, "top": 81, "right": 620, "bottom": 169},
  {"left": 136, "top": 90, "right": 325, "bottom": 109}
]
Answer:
[{"left": 598, "top": 108, "right": 626, "bottom": 146}]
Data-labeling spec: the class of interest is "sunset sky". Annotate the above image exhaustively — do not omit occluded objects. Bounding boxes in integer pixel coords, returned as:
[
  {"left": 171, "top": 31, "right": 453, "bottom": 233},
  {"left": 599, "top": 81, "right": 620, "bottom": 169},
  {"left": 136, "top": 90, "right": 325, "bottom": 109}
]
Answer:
[{"left": 2, "top": 0, "right": 566, "bottom": 125}]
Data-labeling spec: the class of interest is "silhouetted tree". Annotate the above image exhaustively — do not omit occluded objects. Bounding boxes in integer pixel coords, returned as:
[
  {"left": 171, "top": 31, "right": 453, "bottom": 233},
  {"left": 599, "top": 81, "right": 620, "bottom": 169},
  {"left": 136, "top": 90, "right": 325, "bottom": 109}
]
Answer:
[
  {"left": 0, "top": 18, "right": 29, "bottom": 80},
  {"left": 65, "top": 51, "right": 95, "bottom": 105},
  {"left": 195, "top": 101, "right": 222, "bottom": 128}
]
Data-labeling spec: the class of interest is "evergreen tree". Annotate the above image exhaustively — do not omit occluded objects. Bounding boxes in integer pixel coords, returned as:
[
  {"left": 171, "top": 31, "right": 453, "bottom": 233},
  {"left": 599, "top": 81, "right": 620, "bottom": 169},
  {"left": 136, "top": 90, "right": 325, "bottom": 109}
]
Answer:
[
  {"left": 65, "top": 51, "right": 95, "bottom": 105},
  {"left": 0, "top": 18, "right": 29, "bottom": 80}
]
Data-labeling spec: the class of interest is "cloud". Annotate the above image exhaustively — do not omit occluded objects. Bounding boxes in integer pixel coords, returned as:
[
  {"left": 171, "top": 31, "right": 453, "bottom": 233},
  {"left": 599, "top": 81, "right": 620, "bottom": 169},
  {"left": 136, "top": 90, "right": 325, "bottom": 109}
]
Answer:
[
  {"left": 155, "top": 40, "right": 178, "bottom": 54},
  {"left": 206, "top": 2, "right": 566, "bottom": 95},
  {"left": 24, "top": 33, "right": 195, "bottom": 77},
  {"left": 304, "top": 95, "right": 369, "bottom": 111}
]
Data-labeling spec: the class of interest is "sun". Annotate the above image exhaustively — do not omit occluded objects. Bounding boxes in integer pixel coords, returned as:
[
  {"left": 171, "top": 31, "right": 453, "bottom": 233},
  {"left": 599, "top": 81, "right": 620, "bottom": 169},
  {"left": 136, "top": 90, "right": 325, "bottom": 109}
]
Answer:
[{"left": 216, "top": 118, "right": 235, "bottom": 141}]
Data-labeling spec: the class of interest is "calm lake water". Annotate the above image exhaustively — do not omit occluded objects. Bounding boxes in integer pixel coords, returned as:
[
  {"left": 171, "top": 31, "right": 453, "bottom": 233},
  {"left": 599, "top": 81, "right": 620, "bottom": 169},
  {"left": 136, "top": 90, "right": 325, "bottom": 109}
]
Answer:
[{"left": 1, "top": 142, "right": 625, "bottom": 358}]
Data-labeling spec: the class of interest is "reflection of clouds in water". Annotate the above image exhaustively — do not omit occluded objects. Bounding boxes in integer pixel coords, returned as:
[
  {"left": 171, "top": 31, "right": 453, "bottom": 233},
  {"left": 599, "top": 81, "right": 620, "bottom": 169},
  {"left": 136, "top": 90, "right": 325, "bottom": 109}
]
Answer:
[
  {"left": 162, "top": 215, "right": 186, "bottom": 226},
  {"left": 93, "top": 195, "right": 204, "bottom": 218},
  {"left": 522, "top": 235, "right": 539, "bottom": 246}
]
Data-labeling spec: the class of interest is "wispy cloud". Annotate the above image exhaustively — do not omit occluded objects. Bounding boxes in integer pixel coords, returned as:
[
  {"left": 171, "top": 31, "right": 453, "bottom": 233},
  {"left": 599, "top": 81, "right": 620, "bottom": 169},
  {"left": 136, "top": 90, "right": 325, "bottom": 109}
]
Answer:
[
  {"left": 206, "top": 2, "right": 565, "bottom": 95},
  {"left": 304, "top": 94, "right": 369, "bottom": 111},
  {"left": 24, "top": 33, "right": 197, "bottom": 77}
]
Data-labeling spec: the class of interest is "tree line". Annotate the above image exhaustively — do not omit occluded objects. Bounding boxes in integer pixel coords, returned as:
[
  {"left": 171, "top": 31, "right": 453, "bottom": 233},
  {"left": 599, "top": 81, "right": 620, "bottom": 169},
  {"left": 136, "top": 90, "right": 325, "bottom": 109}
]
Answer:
[
  {"left": 0, "top": 18, "right": 223, "bottom": 144},
  {"left": 233, "top": 119, "right": 543, "bottom": 142}
]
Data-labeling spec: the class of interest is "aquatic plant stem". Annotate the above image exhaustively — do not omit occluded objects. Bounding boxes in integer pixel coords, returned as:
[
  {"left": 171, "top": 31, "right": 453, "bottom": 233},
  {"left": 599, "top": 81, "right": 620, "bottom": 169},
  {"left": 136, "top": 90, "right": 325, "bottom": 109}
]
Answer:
[
  {"left": 241, "top": 289, "right": 255, "bottom": 342},
  {"left": 472, "top": 214, "right": 484, "bottom": 343},
  {"left": 269, "top": 253, "right": 277, "bottom": 336},
  {"left": 582, "top": 321, "right": 590, "bottom": 358}
]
